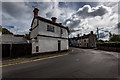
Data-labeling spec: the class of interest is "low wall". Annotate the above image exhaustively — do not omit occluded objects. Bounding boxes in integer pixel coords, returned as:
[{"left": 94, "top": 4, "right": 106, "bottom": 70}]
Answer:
[{"left": 97, "top": 43, "right": 120, "bottom": 52}]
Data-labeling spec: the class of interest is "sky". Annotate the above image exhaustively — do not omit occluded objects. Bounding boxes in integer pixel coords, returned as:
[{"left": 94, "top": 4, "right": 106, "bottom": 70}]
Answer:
[{"left": 1, "top": 0, "right": 120, "bottom": 40}]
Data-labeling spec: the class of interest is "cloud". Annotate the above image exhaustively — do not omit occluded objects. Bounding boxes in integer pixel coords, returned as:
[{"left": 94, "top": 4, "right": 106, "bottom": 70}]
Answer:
[
  {"left": 64, "top": 3, "right": 118, "bottom": 40},
  {"left": 2, "top": 2, "right": 118, "bottom": 40},
  {"left": 2, "top": 2, "right": 34, "bottom": 34},
  {"left": 2, "top": 2, "right": 32, "bottom": 19},
  {"left": 2, "top": 2, "right": 75, "bottom": 34},
  {"left": 64, "top": 5, "right": 111, "bottom": 29},
  {"left": 117, "top": 22, "right": 120, "bottom": 28},
  {"left": 75, "top": 5, "right": 109, "bottom": 19}
]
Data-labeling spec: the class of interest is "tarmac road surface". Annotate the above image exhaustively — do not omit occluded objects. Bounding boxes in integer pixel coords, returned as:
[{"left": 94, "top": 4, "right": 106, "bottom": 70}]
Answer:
[{"left": 2, "top": 47, "right": 119, "bottom": 79}]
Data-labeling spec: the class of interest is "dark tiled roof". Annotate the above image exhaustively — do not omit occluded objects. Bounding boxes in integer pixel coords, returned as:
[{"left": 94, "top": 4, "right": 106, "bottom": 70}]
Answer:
[
  {"left": 14, "top": 35, "right": 24, "bottom": 37},
  {"left": 37, "top": 16, "right": 69, "bottom": 31},
  {"left": 69, "top": 34, "right": 91, "bottom": 40},
  {"left": 78, "top": 34, "right": 90, "bottom": 39}
]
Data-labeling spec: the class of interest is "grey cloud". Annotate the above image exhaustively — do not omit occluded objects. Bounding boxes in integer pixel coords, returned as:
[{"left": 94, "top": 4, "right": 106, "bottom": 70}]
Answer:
[
  {"left": 104, "top": 30, "right": 110, "bottom": 33},
  {"left": 63, "top": 19, "right": 72, "bottom": 25},
  {"left": 90, "top": 6, "right": 107, "bottom": 16},
  {"left": 117, "top": 22, "right": 120, "bottom": 28},
  {"left": 76, "top": 5, "right": 108, "bottom": 18},
  {"left": 46, "top": 12, "right": 52, "bottom": 18},
  {"left": 2, "top": 2, "right": 32, "bottom": 19},
  {"left": 2, "top": 2, "right": 117, "bottom": 40},
  {"left": 99, "top": 32, "right": 108, "bottom": 38},
  {"left": 64, "top": 5, "right": 108, "bottom": 29},
  {"left": 2, "top": 2, "right": 33, "bottom": 34},
  {"left": 67, "top": 19, "right": 81, "bottom": 28},
  {"left": 97, "top": 28, "right": 110, "bottom": 39},
  {"left": 64, "top": 5, "right": 112, "bottom": 40},
  {"left": 69, "top": 29, "right": 81, "bottom": 34}
]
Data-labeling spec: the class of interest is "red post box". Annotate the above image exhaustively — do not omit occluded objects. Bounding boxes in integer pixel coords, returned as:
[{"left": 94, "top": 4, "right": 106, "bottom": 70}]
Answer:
[{"left": 36, "top": 46, "right": 39, "bottom": 52}]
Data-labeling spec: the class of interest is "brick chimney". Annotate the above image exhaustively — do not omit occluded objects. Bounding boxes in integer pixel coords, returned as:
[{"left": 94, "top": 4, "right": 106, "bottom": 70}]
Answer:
[
  {"left": 33, "top": 8, "right": 39, "bottom": 18},
  {"left": 91, "top": 31, "right": 93, "bottom": 34},
  {"left": 59, "top": 23, "right": 62, "bottom": 25},
  {"left": 77, "top": 34, "right": 79, "bottom": 38},
  {"left": 51, "top": 17, "right": 57, "bottom": 23}
]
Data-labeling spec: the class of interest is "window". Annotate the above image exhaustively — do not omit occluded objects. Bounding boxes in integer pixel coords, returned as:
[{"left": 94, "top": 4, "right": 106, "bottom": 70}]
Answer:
[
  {"left": 47, "top": 25, "right": 55, "bottom": 32},
  {"left": 84, "top": 40, "right": 86, "bottom": 42},
  {"left": 61, "top": 28, "right": 63, "bottom": 34}
]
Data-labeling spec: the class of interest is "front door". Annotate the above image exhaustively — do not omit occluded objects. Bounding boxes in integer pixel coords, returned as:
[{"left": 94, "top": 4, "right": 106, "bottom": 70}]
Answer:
[{"left": 58, "top": 40, "right": 61, "bottom": 52}]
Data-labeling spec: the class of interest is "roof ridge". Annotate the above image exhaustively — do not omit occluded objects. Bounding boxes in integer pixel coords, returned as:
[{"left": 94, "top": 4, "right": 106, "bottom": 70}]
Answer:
[{"left": 37, "top": 16, "right": 68, "bottom": 30}]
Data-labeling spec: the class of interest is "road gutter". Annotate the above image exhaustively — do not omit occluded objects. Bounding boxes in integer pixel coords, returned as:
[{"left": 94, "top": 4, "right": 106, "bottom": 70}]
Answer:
[{"left": 1, "top": 53, "right": 69, "bottom": 67}]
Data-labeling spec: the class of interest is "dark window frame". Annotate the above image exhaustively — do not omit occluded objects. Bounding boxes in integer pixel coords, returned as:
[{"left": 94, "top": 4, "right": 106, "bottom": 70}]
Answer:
[
  {"left": 47, "top": 25, "right": 55, "bottom": 32},
  {"left": 61, "top": 28, "right": 63, "bottom": 34}
]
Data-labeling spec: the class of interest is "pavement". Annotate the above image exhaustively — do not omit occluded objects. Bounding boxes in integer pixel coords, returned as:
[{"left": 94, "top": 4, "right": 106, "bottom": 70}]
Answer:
[
  {"left": 2, "top": 51, "right": 69, "bottom": 67},
  {"left": 1, "top": 47, "right": 120, "bottom": 80}
]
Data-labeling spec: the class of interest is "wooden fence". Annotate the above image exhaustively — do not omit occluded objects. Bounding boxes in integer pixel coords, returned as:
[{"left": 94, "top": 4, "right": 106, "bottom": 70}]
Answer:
[{"left": 2, "top": 43, "right": 32, "bottom": 58}]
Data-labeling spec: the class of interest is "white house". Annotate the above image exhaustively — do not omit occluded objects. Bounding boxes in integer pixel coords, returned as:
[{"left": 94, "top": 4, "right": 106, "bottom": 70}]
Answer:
[
  {"left": 30, "top": 8, "right": 69, "bottom": 54},
  {"left": 0, "top": 26, "right": 2, "bottom": 44}
]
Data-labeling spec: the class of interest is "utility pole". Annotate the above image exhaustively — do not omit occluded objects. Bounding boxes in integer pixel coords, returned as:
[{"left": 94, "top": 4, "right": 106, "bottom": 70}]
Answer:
[{"left": 97, "top": 27, "right": 99, "bottom": 40}]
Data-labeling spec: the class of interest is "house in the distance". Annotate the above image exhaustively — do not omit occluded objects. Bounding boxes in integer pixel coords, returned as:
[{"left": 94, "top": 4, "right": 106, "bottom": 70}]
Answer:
[
  {"left": 69, "top": 37, "right": 79, "bottom": 47},
  {"left": 30, "top": 8, "right": 69, "bottom": 54},
  {"left": 77, "top": 31, "right": 97, "bottom": 48}
]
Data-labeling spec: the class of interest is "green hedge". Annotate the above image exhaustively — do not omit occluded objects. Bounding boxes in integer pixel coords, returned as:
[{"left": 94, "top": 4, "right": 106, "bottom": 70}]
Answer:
[{"left": 97, "top": 42, "right": 120, "bottom": 48}]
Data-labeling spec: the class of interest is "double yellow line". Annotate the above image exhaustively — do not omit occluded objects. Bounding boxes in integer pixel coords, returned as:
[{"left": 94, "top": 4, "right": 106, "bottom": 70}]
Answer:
[{"left": 0, "top": 53, "right": 69, "bottom": 67}]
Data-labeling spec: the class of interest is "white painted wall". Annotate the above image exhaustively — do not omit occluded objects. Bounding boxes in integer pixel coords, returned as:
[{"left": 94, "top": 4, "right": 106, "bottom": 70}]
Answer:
[
  {"left": 1, "top": 34, "right": 27, "bottom": 44},
  {"left": 32, "top": 39, "right": 39, "bottom": 53},
  {"left": 38, "top": 37, "right": 58, "bottom": 53},
  {"left": 2, "top": 34, "right": 13, "bottom": 44},
  {"left": 38, "top": 20, "right": 68, "bottom": 38},
  {"left": 32, "top": 36, "right": 69, "bottom": 54},
  {"left": 13, "top": 37, "right": 27, "bottom": 44},
  {"left": 30, "top": 18, "right": 39, "bottom": 39},
  {"left": 61, "top": 39, "right": 69, "bottom": 50},
  {"left": 31, "top": 18, "right": 69, "bottom": 54},
  {"left": 0, "top": 26, "right": 2, "bottom": 44}
]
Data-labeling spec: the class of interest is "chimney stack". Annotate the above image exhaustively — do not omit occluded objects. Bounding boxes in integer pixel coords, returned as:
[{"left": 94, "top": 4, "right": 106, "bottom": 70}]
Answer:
[
  {"left": 33, "top": 8, "right": 39, "bottom": 18},
  {"left": 59, "top": 23, "right": 62, "bottom": 25},
  {"left": 77, "top": 34, "right": 79, "bottom": 38},
  {"left": 51, "top": 17, "right": 57, "bottom": 23},
  {"left": 91, "top": 31, "right": 93, "bottom": 34}
]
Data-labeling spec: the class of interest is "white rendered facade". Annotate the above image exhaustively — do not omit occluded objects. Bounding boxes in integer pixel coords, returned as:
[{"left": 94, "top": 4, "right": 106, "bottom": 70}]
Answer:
[{"left": 30, "top": 17, "right": 69, "bottom": 54}]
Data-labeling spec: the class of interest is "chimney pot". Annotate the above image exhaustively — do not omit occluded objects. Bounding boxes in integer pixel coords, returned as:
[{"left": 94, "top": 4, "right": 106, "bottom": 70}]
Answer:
[
  {"left": 51, "top": 17, "right": 57, "bottom": 23},
  {"left": 91, "top": 31, "right": 93, "bottom": 34},
  {"left": 59, "top": 23, "right": 62, "bottom": 25},
  {"left": 33, "top": 8, "right": 39, "bottom": 18}
]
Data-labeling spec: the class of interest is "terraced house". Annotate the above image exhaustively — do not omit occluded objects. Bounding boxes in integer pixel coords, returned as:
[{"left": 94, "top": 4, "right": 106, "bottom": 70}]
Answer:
[
  {"left": 77, "top": 31, "right": 97, "bottom": 48},
  {"left": 30, "top": 8, "right": 69, "bottom": 54}
]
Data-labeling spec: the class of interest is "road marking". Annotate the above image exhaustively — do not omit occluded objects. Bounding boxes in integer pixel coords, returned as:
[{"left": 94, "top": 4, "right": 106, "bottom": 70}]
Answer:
[{"left": 0, "top": 53, "right": 69, "bottom": 67}]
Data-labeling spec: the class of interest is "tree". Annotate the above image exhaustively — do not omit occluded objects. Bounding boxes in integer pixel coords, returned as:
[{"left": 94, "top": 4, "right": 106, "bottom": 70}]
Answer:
[
  {"left": 2, "top": 28, "right": 13, "bottom": 35},
  {"left": 24, "top": 34, "right": 30, "bottom": 40},
  {"left": 109, "top": 34, "right": 120, "bottom": 42}
]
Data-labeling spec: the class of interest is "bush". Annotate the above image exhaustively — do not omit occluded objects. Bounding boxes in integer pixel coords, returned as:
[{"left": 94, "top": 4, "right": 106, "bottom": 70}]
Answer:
[{"left": 97, "top": 42, "right": 120, "bottom": 48}]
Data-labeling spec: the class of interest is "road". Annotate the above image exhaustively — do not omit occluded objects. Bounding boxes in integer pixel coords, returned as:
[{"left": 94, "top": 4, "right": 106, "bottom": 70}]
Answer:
[{"left": 2, "top": 47, "right": 119, "bottom": 79}]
